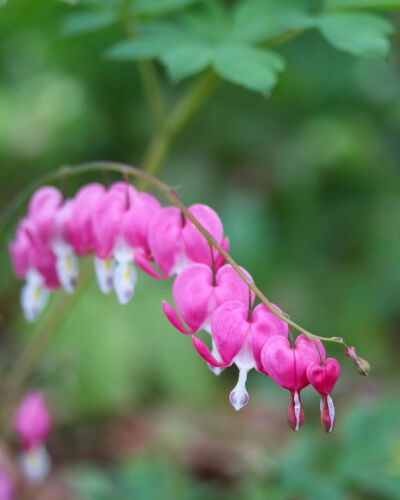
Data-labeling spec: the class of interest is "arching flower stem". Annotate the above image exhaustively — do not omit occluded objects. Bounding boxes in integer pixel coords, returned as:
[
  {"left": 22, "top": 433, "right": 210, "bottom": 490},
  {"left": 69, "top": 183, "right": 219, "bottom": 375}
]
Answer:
[{"left": 0, "top": 161, "right": 367, "bottom": 365}]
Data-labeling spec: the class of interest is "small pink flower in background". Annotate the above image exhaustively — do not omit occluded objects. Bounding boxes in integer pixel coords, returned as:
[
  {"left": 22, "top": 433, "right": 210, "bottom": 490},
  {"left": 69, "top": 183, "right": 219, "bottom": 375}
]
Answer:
[
  {"left": 163, "top": 263, "right": 254, "bottom": 374},
  {"left": 10, "top": 221, "right": 60, "bottom": 322},
  {"left": 261, "top": 334, "right": 325, "bottom": 431},
  {"left": 93, "top": 182, "right": 161, "bottom": 303},
  {"left": 137, "top": 204, "right": 228, "bottom": 279},
  {"left": 13, "top": 391, "right": 52, "bottom": 484},
  {"left": 307, "top": 358, "right": 341, "bottom": 432},
  {"left": 193, "top": 300, "right": 289, "bottom": 410},
  {"left": 0, "top": 467, "right": 15, "bottom": 500}
]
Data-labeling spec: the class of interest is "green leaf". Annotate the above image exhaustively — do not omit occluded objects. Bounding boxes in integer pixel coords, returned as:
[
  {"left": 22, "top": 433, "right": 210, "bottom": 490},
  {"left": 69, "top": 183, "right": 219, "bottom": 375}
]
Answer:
[
  {"left": 232, "top": 0, "right": 315, "bottom": 43},
  {"left": 317, "top": 13, "right": 393, "bottom": 59},
  {"left": 62, "top": 11, "right": 116, "bottom": 36},
  {"left": 107, "top": 22, "right": 189, "bottom": 60},
  {"left": 133, "top": 0, "right": 199, "bottom": 16},
  {"left": 325, "top": 0, "right": 400, "bottom": 10},
  {"left": 213, "top": 43, "right": 285, "bottom": 93},
  {"left": 160, "top": 43, "right": 213, "bottom": 80}
]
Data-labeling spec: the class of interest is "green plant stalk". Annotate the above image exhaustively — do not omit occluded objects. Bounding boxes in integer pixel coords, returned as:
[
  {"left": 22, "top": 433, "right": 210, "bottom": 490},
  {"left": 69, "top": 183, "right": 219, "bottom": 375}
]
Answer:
[
  {"left": 138, "top": 60, "right": 166, "bottom": 130},
  {"left": 1, "top": 161, "right": 361, "bottom": 356},
  {"left": 3, "top": 260, "right": 94, "bottom": 398},
  {"left": 139, "top": 71, "right": 219, "bottom": 186}
]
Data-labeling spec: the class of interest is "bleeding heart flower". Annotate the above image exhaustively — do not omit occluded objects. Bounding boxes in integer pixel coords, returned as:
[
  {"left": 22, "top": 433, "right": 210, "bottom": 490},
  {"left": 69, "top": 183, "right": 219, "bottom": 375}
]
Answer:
[
  {"left": 136, "top": 204, "right": 228, "bottom": 279},
  {"left": 13, "top": 391, "right": 52, "bottom": 485},
  {"left": 307, "top": 358, "right": 341, "bottom": 433},
  {"left": 163, "top": 263, "right": 254, "bottom": 375},
  {"left": 10, "top": 220, "right": 60, "bottom": 322},
  {"left": 67, "top": 183, "right": 106, "bottom": 256},
  {"left": 261, "top": 334, "right": 325, "bottom": 431},
  {"left": 193, "top": 300, "right": 289, "bottom": 410},
  {"left": 26, "top": 187, "right": 79, "bottom": 294},
  {"left": 93, "top": 182, "right": 161, "bottom": 303}
]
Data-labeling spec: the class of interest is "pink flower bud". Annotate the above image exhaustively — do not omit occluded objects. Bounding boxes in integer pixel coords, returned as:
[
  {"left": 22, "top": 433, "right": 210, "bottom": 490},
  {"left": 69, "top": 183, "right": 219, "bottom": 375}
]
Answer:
[{"left": 13, "top": 391, "right": 52, "bottom": 451}]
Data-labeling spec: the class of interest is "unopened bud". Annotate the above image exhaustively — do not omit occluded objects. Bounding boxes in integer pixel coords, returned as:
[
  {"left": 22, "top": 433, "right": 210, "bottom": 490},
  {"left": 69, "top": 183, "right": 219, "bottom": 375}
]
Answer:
[{"left": 345, "top": 346, "right": 370, "bottom": 376}]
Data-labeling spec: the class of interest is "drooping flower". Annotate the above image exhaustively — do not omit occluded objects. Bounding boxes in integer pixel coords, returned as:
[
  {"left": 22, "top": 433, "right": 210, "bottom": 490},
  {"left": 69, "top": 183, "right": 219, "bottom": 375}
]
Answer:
[
  {"left": 163, "top": 263, "right": 254, "bottom": 374},
  {"left": 66, "top": 183, "right": 112, "bottom": 293},
  {"left": 193, "top": 300, "right": 289, "bottom": 410},
  {"left": 136, "top": 204, "right": 229, "bottom": 279},
  {"left": 10, "top": 220, "right": 60, "bottom": 322},
  {"left": 13, "top": 391, "right": 52, "bottom": 484},
  {"left": 93, "top": 182, "right": 161, "bottom": 303},
  {"left": 27, "top": 186, "right": 79, "bottom": 294},
  {"left": 307, "top": 358, "right": 341, "bottom": 432},
  {"left": 0, "top": 467, "right": 15, "bottom": 500},
  {"left": 261, "top": 334, "right": 325, "bottom": 431}
]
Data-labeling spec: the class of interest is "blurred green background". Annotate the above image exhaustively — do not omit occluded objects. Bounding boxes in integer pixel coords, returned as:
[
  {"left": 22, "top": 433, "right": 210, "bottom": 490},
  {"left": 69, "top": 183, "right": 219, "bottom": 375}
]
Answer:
[{"left": 1, "top": 1, "right": 400, "bottom": 499}]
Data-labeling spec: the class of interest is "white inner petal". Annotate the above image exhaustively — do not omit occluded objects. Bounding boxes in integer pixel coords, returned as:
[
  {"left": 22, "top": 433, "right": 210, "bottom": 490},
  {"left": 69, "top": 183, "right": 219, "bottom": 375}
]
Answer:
[
  {"left": 114, "top": 260, "right": 138, "bottom": 305},
  {"left": 18, "top": 445, "right": 51, "bottom": 485},
  {"left": 94, "top": 257, "right": 114, "bottom": 294},
  {"left": 293, "top": 390, "right": 301, "bottom": 431},
  {"left": 20, "top": 269, "right": 49, "bottom": 322},
  {"left": 229, "top": 368, "right": 249, "bottom": 411},
  {"left": 207, "top": 337, "right": 225, "bottom": 376},
  {"left": 53, "top": 241, "right": 78, "bottom": 294},
  {"left": 327, "top": 394, "right": 335, "bottom": 433}
]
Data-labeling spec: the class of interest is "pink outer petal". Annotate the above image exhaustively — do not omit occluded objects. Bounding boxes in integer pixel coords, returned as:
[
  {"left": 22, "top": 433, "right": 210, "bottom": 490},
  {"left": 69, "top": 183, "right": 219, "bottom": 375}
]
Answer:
[
  {"left": 192, "top": 336, "right": 231, "bottom": 367},
  {"left": 211, "top": 300, "right": 250, "bottom": 365},
  {"left": 10, "top": 223, "right": 32, "bottom": 278},
  {"left": 35, "top": 248, "right": 60, "bottom": 289},
  {"left": 250, "top": 303, "right": 289, "bottom": 372},
  {"left": 122, "top": 193, "right": 161, "bottom": 254},
  {"left": 261, "top": 334, "right": 324, "bottom": 392},
  {"left": 173, "top": 264, "right": 213, "bottom": 332},
  {"left": 306, "top": 358, "right": 341, "bottom": 395},
  {"left": 162, "top": 301, "right": 196, "bottom": 334},
  {"left": 182, "top": 204, "right": 224, "bottom": 267},
  {"left": 28, "top": 187, "right": 63, "bottom": 246},
  {"left": 13, "top": 391, "right": 52, "bottom": 450},
  {"left": 93, "top": 186, "right": 135, "bottom": 258},
  {"left": 67, "top": 183, "right": 106, "bottom": 255},
  {"left": 134, "top": 252, "right": 168, "bottom": 279},
  {"left": 213, "top": 264, "right": 254, "bottom": 307},
  {"left": 148, "top": 207, "right": 183, "bottom": 275}
]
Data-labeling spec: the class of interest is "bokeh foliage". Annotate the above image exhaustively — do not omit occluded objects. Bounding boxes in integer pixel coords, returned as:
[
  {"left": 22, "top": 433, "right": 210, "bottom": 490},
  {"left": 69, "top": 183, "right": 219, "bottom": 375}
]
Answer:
[{"left": 1, "top": 0, "right": 400, "bottom": 498}]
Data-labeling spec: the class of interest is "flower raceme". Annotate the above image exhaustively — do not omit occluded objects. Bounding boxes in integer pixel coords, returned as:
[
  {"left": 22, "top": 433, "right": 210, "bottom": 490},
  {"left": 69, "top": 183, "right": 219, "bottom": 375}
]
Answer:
[{"left": 10, "top": 180, "right": 346, "bottom": 433}]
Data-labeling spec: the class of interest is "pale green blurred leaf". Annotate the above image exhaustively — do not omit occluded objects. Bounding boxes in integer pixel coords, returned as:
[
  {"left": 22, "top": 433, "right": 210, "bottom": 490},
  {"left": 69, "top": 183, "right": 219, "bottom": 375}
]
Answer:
[
  {"left": 325, "top": 0, "right": 400, "bottom": 10},
  {"left": 317, "top": 12, "right": 393, "bottom": 59},
  {"left": 213, "top": 44, "right": 285, "bottom": 93},
  {"left": 62, "top": 11, "right": 116, "bottom": 36},
  {"left": 161, "top": 43, "right": 213, "bottom": 80}
]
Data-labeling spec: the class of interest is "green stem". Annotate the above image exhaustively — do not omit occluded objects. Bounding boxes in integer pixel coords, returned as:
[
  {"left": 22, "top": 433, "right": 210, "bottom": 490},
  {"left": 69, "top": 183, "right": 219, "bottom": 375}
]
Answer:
[
  {"left": 139, "top": 71, "right": 219, "bottom": 186},
  {"left": 3, "top": 260, "right": 94, "bottom": 398},
  {"left": 0, "top": 161, "right": 354, "bottom": 352},
  {"left": 138, "top": 61, "right": 166, "bottom": 130}
]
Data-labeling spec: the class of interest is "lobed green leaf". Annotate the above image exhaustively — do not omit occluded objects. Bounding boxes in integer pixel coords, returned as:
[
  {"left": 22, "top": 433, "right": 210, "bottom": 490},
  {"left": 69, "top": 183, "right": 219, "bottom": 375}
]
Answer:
[{"left": 317, "top": 12, "right": 393, "bottom": 59}]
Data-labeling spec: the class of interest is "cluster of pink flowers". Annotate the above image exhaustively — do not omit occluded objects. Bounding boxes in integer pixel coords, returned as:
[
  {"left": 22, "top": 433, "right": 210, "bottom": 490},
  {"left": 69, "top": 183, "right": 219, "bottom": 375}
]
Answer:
[{"left": 10, "top": 182, "right": 341, "bottom": 432}]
